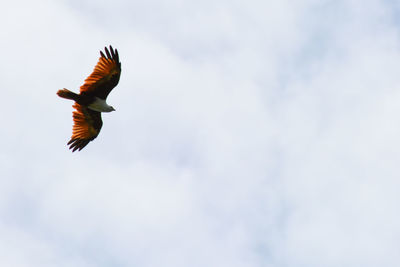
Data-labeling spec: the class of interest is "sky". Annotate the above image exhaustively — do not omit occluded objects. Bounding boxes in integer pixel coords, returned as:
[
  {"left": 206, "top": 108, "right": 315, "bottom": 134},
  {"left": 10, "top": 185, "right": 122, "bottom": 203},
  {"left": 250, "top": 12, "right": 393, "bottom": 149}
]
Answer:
[{"left": 1, "top": 0, "right": 400, "bottom": 266}]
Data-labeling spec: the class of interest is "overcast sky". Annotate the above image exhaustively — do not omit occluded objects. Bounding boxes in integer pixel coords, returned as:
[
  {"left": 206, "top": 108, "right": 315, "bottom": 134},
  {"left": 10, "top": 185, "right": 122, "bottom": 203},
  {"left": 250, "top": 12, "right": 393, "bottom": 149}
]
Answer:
[{"left": 1, "top": 0, "right": 400, "bottom": 266}]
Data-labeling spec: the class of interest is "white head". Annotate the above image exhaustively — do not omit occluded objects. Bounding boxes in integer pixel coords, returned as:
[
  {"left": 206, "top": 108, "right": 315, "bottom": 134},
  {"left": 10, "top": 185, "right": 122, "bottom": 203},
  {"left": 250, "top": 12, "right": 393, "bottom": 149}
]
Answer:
[
  {"left": 88, "top": 97, "right": 116, "bottom": 113},
  {"left": 98, "top": 104, "right": 115, "bottom": 113},
  {"left": 104, "top": 105, "right": 115, "bottom": 112}
]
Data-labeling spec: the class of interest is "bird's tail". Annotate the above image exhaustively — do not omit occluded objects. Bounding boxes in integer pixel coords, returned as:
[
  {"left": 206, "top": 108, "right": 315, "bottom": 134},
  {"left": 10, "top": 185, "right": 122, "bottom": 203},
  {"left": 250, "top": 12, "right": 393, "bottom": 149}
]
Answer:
[{"left": 57, "top": 88, "right": 78, "bottom": 101}]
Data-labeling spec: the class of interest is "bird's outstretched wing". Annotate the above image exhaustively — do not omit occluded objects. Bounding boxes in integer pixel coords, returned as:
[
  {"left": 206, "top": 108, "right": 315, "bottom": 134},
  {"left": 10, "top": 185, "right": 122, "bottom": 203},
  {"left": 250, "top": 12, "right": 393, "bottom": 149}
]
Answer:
[
  {"left": 80, "top": 45, "right": 121, "bottom": 99},
  {"left": 68, "top": 103, "right": 103, "bottom": 152}
]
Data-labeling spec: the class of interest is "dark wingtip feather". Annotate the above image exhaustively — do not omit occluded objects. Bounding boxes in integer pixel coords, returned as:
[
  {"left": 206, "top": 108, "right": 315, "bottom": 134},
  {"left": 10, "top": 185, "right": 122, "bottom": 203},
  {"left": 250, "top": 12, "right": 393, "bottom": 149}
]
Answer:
[
  {"left": 110, "top": 45, "right": 115, "bottom": 58},
  {"left": 67, "top": 138, "right": 75, "bottom": 145},
  {"left": 104, "top": 46, "right": 111, "bottom": 59},
  {"left": 115, "top": 49, "right": 120, "bottom": 63},
  {"left": 67, "top": 138, "right": 89, "bottom": 152},
  {"left": 100, "top": 45, "right": 119, "bottom": 63}
]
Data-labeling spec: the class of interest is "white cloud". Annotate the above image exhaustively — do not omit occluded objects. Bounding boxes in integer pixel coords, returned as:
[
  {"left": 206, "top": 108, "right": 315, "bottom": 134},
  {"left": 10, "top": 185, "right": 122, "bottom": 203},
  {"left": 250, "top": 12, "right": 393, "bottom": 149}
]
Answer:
[{"left": 1, "top": 0, "right": 400, "bottom": 266}]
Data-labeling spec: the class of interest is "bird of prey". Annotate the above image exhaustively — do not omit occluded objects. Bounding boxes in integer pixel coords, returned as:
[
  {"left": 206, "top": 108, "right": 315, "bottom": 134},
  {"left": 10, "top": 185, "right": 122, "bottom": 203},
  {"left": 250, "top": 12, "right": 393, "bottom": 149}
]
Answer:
[{"left": 57, "top": 45, "right": 121, "bottom": 152}]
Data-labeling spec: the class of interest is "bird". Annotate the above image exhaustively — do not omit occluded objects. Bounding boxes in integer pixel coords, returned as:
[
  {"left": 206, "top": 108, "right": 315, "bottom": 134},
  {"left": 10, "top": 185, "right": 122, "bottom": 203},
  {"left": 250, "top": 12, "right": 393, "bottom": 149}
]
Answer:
[{"left": 57, "top": 45, "right": 121, "bottom": 152}]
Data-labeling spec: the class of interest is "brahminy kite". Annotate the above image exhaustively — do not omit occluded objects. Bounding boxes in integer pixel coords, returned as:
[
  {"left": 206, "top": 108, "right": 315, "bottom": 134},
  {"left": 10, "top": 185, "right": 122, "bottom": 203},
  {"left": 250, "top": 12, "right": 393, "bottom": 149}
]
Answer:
[{"left": 57, "top": 45, "right": 121, "bottom": 152}]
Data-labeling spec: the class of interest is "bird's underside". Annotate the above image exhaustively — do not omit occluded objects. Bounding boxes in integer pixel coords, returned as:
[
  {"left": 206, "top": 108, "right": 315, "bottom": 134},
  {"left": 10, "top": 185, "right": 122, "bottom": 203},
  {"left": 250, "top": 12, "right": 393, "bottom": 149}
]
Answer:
[{"left": 57, "top": 45, "right": 121, "bottom": 152}]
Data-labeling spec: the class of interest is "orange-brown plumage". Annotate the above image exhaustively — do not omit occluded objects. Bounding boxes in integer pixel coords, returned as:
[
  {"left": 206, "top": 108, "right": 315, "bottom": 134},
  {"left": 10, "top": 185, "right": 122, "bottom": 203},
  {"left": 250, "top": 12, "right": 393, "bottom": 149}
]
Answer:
[
  {"left": 67, "top": 103, "right": 103, "bottom": 152},
  {"left": 80, "top": 46, "right": 121, "bottom": 99},
  {"left": 57, "top": 45, "right": 121, "bottom": 152}
]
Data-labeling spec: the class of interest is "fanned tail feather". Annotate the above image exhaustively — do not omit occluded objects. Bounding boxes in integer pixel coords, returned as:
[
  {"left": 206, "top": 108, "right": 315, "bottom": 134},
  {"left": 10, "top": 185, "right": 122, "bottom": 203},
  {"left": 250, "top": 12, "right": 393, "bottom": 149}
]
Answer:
[{"left": 57, "top": 88, "right": 78, "bottom": 100}]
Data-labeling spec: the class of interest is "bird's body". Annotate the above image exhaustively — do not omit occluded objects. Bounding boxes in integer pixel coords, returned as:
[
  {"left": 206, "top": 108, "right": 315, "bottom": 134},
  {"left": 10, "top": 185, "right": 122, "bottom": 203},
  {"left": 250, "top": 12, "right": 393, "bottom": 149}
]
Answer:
[
  {"left": 88, "top": 97, "right": 115, "bottom": 112},
  {"left": 57, "top": 46, "right": 121, "bottom": 152}
]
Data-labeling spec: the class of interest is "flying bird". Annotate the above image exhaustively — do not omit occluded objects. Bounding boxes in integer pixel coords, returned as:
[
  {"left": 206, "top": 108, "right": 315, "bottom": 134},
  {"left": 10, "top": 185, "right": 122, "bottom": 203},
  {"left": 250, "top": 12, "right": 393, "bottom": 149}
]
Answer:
[{"left": 57, "top": 45, "right": 121, "bottom": 152}]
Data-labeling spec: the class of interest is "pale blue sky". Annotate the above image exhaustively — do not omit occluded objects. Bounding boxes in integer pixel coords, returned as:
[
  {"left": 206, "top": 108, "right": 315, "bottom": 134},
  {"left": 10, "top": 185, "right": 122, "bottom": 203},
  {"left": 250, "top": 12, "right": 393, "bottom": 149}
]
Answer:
[{"left": 1, "top": 0, "right": 400, "bottom": 266}]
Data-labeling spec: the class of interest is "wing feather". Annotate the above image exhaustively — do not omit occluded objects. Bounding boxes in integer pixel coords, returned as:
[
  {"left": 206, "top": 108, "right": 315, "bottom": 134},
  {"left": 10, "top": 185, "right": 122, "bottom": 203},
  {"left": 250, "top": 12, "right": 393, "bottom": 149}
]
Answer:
[
  {"left": 68, "top": 103, "right": 103, "bottom": 152},
  {"left": 80, "top": 45, "right": 121, "bottom": 99}
]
